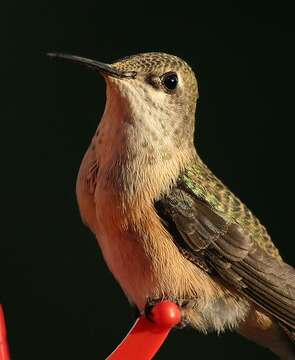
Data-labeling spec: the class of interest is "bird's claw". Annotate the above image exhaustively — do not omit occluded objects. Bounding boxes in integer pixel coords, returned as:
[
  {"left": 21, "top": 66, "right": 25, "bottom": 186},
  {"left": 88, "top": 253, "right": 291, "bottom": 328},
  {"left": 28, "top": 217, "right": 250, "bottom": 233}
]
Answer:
[{"left": 144, "top": 297, "right": 162, "bottom": 323}]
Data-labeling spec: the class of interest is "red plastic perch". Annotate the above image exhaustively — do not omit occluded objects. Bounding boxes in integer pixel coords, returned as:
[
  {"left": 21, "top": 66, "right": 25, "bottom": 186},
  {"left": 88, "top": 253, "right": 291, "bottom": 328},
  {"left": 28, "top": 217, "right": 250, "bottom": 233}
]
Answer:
[
  {"left": 0, "top": 305, "right": 10, "bottom": 360},
  {"left": 106, "top": 301, "right": 181, "bottom": 360},
  {"left": 0, "top": 301, "right": 180, "bottom": 360}
]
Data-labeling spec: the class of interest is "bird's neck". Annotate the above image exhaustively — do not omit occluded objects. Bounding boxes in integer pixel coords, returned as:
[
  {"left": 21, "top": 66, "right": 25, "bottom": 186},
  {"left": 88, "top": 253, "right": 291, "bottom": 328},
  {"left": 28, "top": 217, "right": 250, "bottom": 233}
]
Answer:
[{"left": 94, "top": 86, "right": 196, "bottom": 206}]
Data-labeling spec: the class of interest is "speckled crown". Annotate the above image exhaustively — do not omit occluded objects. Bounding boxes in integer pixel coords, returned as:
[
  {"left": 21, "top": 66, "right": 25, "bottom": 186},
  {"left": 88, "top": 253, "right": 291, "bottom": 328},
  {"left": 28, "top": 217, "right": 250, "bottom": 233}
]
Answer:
[{"left": 112, "top": 52, "right": 198, "bottom": 98}]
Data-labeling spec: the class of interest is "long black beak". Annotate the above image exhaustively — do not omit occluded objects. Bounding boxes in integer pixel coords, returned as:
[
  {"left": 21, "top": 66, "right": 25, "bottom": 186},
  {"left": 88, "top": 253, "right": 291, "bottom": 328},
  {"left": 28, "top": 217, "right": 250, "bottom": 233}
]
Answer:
[{"left": 47, "top": 53, "right": 136, "bottom": 79}]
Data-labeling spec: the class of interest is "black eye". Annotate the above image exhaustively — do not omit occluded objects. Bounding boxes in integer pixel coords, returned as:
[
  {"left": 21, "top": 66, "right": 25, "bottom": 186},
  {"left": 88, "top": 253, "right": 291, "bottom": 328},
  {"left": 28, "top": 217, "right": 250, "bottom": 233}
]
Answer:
[{"left": 161, "top": 72, "right": 178, "bottom": 91}]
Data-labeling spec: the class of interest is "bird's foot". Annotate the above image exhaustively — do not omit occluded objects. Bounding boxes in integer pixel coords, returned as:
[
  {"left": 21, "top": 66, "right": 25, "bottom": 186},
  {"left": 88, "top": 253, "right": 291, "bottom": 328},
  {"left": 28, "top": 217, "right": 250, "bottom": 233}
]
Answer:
[
  {"left": 144, "top": 296, "right": 195, "bottom": 328},
  {"left": 144, "top": 297, "right": 162, "bottom": 323}
]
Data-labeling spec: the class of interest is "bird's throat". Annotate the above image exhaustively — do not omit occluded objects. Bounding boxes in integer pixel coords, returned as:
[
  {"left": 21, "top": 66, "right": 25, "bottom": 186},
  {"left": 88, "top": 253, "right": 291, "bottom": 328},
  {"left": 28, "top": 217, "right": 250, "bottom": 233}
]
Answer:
[{"left": 94, "top": 80, "right": 196, "bottom": 204}]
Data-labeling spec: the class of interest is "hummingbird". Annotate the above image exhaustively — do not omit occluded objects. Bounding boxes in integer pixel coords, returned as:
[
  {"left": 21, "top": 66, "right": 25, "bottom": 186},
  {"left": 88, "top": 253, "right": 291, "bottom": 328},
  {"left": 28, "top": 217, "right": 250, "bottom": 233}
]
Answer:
[{"left": 49, "top": 52, "right": 295, "bottom": 359}]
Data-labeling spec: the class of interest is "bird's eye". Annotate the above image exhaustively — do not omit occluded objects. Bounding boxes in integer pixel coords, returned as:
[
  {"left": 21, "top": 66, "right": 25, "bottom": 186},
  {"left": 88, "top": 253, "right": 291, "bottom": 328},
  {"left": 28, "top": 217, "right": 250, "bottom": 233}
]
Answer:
[{"left": 161, "top": 72, "right": 178, "bottom": 91}]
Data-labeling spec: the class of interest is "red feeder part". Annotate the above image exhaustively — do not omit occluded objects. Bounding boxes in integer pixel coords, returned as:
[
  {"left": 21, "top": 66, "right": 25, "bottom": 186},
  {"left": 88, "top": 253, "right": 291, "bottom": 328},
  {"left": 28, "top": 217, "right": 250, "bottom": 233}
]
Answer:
[
  {"left": 106, "top": 301, "right": 181, "bottom": 360},
  {"left": 0, "top": 305, "right": 10, "bottom": 360}
]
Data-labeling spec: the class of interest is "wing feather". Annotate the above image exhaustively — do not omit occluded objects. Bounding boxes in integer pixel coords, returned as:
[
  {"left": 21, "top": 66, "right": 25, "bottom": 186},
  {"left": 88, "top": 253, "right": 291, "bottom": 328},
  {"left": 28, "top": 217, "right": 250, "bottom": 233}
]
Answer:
[{"left": 156, "top": 186, "right": 295, "bottom": 331}]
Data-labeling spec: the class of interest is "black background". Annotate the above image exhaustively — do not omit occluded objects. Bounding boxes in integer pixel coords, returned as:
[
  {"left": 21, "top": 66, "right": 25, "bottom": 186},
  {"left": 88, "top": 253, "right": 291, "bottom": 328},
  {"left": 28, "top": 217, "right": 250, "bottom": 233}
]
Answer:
[{"left": 1, "top": 1, "right": 295, "bottom": 359}]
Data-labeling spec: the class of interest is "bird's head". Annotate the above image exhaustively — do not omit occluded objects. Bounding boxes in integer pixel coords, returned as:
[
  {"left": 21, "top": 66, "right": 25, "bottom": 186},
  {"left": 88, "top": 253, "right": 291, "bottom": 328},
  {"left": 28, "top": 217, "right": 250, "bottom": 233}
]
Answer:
[
  {"left": 111, "top": 53, "right": 198, "bottom": 149},
  {"left": 49, "top": 52, "right": 199, "bottom": 152}
]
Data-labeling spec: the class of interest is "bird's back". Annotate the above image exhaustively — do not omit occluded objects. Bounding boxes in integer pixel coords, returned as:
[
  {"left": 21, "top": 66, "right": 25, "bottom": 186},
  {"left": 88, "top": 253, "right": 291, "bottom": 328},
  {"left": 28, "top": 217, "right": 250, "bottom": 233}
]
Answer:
[{"left": 180, "top": 155, "right": 281, "bottom": 261}]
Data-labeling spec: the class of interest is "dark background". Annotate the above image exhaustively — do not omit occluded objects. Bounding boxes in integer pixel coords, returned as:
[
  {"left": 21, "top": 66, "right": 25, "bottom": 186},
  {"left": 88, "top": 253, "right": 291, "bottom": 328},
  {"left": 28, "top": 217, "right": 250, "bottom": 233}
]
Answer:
[{"left": 1, "top": 1, "right": 295, "bottom": 359}]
